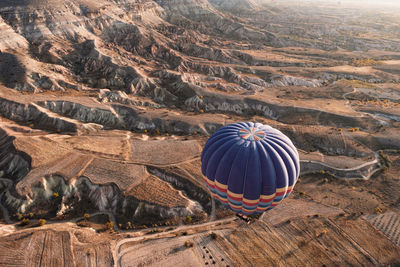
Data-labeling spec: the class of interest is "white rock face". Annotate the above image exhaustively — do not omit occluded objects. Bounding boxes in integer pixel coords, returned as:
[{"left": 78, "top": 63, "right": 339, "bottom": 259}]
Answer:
[
  {"left": 209, "top": 0, "right": 259, "bottom": 11},
  {"left": 270, "top": 75, "right": 322, "bottom": 88},
  {"left": 0, "top": 16, "right": 29, "bottom": 50}
]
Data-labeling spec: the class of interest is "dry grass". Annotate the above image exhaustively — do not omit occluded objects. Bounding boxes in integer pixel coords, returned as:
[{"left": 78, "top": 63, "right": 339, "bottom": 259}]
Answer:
[
  {"left": 350, "top": 58, "right": 382, "bottom": 67},
  {"left": 339, "top": 79, "right": 378, "bottom": 89}
]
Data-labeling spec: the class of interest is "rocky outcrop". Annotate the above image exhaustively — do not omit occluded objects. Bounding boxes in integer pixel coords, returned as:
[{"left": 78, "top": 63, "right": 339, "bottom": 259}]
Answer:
[
  {"left": 182, "top": 93, "right": 381, "bottom": 130},
  {"left": 35, "top": 99, "right": 223, "bottom": 135},
  {"left": 98, "top": 89, "right": 162, "bottom": 108},
  {"left": 148, "top": 167, "right": 212, "bottom": 214},
  {"left": 64, "top": 40, "right": 146, "bottom": 92},
  {"left": 0, "top": 0, "right": 398, "bottom": 99},
  {"left": 2, "top": 173, "right": 203, "bottom": 220},
  {"left": 0, "top": 128, "right": 31, "bottom": 182},
  {"left": 0, "top": 53, "right": 28, "bottom": 90},
  {"left": 0, "top": 98, "right": 78, "bottom": 132},
  {"left": 209, "top": 0, "right": 259, "bottom": 12}
]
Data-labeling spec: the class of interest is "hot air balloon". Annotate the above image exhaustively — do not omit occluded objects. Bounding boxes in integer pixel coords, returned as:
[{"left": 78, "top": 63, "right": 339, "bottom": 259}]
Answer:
[{"left": 201, "top": 122, "right": 300, "bottom": 215}]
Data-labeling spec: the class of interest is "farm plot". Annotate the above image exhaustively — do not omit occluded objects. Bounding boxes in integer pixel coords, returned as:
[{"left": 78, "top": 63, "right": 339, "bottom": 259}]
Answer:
[
  {"left": 82, "top": 158, "right": 147, "bottom": 192},
  {"left": 118, "top": 232, "right": 233, "bottom": 267},
  {"left": 364, "top": 212, "right": 400, "bottom": 246},
  {"left": 130, "top": 140, "right": 201, "bottom": 166},
  {"left": 0, "top": 230, "right": 74, "bottom": 267},
  {"left": 217, "top": 217, "right": 394, "bottom": 266},
  {"left": 127, "top": 175, "right": 189, "bottom": 208},
  {"left": 65, "top": 134, "right": 130, "bottom": 160}
]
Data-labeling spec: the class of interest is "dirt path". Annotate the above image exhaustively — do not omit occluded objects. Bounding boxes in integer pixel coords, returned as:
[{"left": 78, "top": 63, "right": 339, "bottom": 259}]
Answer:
[
  {"left": 296, "top": 88, "right": 385, "bottom": 180},
  {"left": 299, "top": 151, "right": 380, "bottom": 180},
  {"left": 343, "top": 88, "right": 388, "bottom": 125}
]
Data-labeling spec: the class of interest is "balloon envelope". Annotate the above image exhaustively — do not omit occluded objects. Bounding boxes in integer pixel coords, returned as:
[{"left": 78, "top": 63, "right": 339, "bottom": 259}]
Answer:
[{"left": 201, "top": 122, "right": 300, "bottom": 215}]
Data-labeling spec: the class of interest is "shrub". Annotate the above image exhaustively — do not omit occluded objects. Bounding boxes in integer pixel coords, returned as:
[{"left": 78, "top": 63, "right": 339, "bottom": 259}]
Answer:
[
  {"left": 83, "top": 213, "right": 90, "bottom": 220},
  {"left": 52, "top": 192, "right": 59, "bottom": 198},
  {"left": 350, "top": 58, "right": 381, "bottom": 67},
  {"left": 298, "top": 239, "right": 307, "bottom": 246},
  {"left": 77, "top": 221, "right": 89, "bottom": 227},
  {"left": 184, "top": 241, "right": 193, "bottom": 248},
  {"left": 38, "top": 219, "right": 46, "bottom": 226},
  {"left": 16, "top": 213, "right": 23, "bottom": 221},
  {"left": 147, "top": 229, "right": 162, "bottom": 234},
  {"left": 210, "top": 232, "right": 218, "bottom": 240},
  {"left": 106, "top": 221, "right": 114, "bottom": 230},
  {"left": 21, "top": 218, "right": 30, "bottom": 225},
  {"left": 375, "top": 207, "right": 383, "bottom": 214},
  {"left": 315, "top": 229, "right": 328, "bottom": 238},
  {"left": 378, "top": 150, "right": 392, "bottom": 170},
  {"left": 185, "top": 216, "right": 192, "bottom": 224}
]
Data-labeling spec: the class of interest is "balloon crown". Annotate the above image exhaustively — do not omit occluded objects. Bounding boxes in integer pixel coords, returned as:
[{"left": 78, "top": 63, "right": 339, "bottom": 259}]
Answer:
[{"left": 238, "top": 125, "right": 266, "bottom": 141}]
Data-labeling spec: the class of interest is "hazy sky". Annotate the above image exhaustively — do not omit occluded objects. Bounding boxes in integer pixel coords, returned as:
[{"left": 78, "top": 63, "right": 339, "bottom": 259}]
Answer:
[
  {"left": 270, "top": 0, "right": 400, "bottom": 7},
  {"left": 274, "top": 0, "right": 400, "bottom": 3},
  {"left": 344, "top": 0, "right": 400, "bottom": 4}
]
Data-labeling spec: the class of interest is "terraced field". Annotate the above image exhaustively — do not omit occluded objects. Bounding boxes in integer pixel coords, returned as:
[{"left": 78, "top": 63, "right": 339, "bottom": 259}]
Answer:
[
  {"left": 127, "top": 174, "right": 189, "bottom": 208},
  {"left": 365, "top": 212, "right": 400, "bottom": 246}
]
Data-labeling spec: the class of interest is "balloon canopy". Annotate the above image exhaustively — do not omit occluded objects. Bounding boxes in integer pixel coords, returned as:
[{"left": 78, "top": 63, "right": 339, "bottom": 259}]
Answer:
[{"left": 201, "top": 122, "right": 300, "bottom": 215}]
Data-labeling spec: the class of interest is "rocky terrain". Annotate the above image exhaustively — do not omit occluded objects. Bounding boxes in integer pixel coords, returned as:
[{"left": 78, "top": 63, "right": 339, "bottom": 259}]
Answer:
[{"left": 1, "top": 0, "right": 400, "bottom": 266}]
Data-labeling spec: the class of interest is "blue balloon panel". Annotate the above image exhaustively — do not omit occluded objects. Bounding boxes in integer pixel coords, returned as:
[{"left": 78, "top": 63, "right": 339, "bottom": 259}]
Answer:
[{"left": 201, "top": 122, "right": 300, "bottom": 215}]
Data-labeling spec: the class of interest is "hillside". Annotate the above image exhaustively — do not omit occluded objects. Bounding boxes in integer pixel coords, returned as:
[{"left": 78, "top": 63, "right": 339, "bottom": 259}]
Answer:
[{"left": 0, "top": 0, "right": 400, "bottom": 266}]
